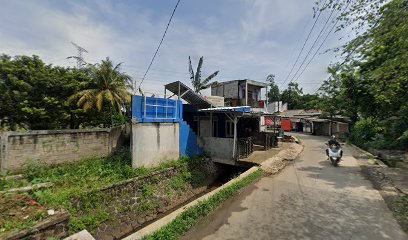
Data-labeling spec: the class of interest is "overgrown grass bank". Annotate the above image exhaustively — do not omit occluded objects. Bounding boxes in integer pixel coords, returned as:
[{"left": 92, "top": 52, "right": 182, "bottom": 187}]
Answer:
[
  {"left": 393, "top": 193, "right": 408, "bottom": 232},
  {"left": 0, "top": 149, "right": 212, "bottom": 234},
  {"left": 143, "top": 169, "right": 263, "bottom": 240}
]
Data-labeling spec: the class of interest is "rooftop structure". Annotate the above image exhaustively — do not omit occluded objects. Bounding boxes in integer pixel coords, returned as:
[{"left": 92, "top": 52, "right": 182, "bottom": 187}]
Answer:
[{"left": 211, "top": 79, "right": 268, "bottom": 111}]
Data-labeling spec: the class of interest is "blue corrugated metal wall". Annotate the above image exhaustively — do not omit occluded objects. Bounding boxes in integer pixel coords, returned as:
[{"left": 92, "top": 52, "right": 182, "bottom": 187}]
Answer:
[{"left": 179, "top": 121, "right": 203, "bottom": 158}]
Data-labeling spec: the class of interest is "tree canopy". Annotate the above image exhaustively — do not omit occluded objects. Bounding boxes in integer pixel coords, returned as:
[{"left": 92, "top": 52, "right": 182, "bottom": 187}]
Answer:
[
  {"left": 266, "top": 74, "right": 280, "bottom": 102},
  {"left": 313, "top": 0, "right": 408, "bottom": 149},
  {"left": 0, "top": 55, "right": 131, "bottom": 130},
  {"left": 69, "top": 58, "right": 131, "bottom": 125}
]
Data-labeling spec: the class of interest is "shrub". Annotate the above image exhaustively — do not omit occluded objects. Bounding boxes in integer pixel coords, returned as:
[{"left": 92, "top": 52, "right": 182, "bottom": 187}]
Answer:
[{"left": 350, "top": 118, "right": 383, "bottom": 148}]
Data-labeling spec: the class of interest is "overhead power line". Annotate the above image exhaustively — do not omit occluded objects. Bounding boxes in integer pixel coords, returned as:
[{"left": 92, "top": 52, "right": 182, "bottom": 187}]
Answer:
[
  {"left": 293, "top": 4, "right": 350, "bottom": 85},
  {"left": 288, "top": 4, "right": 338, "bottom": 84},
  {"left": 310, "top": 2, "right": 408, "bottom": 94},
  {"left": 138, "top": 0, "right": 181, "bottom": 91},
  {"left": 280, "top": 0, "right": 328, "bottom": 88}
]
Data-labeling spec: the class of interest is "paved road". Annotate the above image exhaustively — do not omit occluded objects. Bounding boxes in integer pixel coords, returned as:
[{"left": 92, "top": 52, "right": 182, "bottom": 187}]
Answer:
[{"left": 181, "top": 134, "right": 407, "bottom": 240}]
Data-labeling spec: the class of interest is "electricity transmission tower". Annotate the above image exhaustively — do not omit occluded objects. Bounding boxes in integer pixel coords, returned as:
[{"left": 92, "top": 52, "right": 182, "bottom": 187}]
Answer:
[{"left": 67, "top": 42, "right": 88, "bottom": 68}]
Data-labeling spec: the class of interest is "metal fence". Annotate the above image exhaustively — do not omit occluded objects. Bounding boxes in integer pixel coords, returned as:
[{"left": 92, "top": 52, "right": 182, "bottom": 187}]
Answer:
[
  {"left": 237, "top": 137, "right": 254, "bottom": 159},
  {"left": 132, "top": 95, "right": 182, "bottom": 123},
  {"left": 143, "top": 95, "right": 178, "bottom": 120}
]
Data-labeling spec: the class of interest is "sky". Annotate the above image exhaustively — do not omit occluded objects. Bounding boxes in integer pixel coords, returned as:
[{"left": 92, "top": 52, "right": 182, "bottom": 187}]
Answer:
[{"left": 0, "top": 0, "right": 351, "bottom": 96}]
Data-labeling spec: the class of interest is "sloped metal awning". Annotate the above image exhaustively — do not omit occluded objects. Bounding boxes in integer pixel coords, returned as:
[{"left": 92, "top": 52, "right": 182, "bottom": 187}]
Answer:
[
  {"left": 165, "top": 81, "right": 213, "bottom": 109},
  {"left": 199, "top": 106, "right": 251, "bottom": 113}
]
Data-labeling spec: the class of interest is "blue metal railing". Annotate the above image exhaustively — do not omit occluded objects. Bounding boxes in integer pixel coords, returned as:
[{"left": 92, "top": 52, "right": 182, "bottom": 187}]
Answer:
[{"left": 132, "top": 95, "right": 182, "bottom": 123}]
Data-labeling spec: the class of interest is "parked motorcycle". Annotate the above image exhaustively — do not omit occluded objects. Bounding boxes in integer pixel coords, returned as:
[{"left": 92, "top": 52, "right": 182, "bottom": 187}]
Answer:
[{"left": 327, "top": 144, "right": 342, "bottom": 167}]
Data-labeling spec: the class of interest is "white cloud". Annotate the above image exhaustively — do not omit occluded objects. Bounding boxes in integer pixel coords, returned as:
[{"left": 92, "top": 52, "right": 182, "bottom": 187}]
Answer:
[
  {"left": 240, "top": 0, "right": 315, "bottom": 42},
  {"left": 0, "top": 0, "right": 347, "bottom": 94}
]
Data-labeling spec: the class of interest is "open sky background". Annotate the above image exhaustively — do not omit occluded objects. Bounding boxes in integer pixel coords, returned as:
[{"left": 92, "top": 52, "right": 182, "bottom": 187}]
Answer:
[{"left": 0, "top": 0, "right": 351, "bottom": 96}]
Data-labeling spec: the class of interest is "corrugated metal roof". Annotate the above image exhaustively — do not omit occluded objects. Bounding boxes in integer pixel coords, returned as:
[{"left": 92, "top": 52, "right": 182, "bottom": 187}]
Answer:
[
  {"left": 165, "top": 81, "right": 213, "bottom": 109},
  {"left": 199, "top": 106, "right": 250, "bottom": 113},
  {"left": 281, "top": 109, "right": 322, "bottom": 118}
]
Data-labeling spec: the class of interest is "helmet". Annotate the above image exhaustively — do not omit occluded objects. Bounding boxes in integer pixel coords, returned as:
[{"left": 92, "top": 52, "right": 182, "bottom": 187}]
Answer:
[{"left": 331, "top": 135, "right": 336, "bottom": 139}]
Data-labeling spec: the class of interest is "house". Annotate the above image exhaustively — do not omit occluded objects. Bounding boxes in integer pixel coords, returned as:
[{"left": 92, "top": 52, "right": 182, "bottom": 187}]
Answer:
[
  {"left": 168, "top": 81, "right": 278, "bottom": 165},
  {"left": 311, "top": 118, "right": 349, "bottom": 137},
  {"left": 211, "top": 79, "right": 269, "bottom": 112},
  {"left": 280, "top": 109, "right": 322, "bottom": 132},
  {"left": 267, "top": 101, "right": 288, "bottom": 113},
  {"left": 130, "top": 80, "right": 280, "bottom": 168}
]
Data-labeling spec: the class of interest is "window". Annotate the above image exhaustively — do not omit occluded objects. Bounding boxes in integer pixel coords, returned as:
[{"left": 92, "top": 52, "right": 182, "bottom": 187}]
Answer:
[{"left": 226, "top": 120, "right": 234, "bottom": 137}]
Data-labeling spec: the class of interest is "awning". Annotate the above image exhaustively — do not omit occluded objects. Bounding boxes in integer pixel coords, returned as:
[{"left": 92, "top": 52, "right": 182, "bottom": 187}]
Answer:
[
  {"left": 165, "top": 81, "right": 213, "bottom": 109},
  {"left": 198, "top": 106, "right": 250, "bottom": 113}
]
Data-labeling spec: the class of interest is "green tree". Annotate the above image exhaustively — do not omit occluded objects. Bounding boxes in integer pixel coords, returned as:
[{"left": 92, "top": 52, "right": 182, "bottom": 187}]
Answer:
[
  {"left": 0, "top": 55, "right": 89, "bottom": 130},
  {"left": 189, "top": 56, "right": 219, "bottom": 93},
  {"left": 301, "top": 94, "right": 321, "bottom": 110},
  {"left": 280, "top": 82, "right": 304, "bottom": 109},
  {"left": 69, "top": 58, "right": 132, "bottom": 126},
  {"left": 316, "top": 65, "right": 344, "bottom": 119},
  {"left": 317, "top": 0, "right": 408, "bottom": 149},
  {"left": 266, "top": 74, "right": 280, "bottom": 102}
]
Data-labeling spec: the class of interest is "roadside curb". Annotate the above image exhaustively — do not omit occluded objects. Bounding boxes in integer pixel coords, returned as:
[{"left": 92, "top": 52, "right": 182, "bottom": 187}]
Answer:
[
  {"left": 123, "top": 141, "right": 304, "bottom": 240},
  {"left": 347, "top": 143, "right": 388, "bottom": 167}
]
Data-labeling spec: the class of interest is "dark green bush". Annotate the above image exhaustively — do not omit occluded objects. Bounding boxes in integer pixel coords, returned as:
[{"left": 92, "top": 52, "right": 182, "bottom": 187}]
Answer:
[{"left": 350, "top": 116, "right": 408, "bottom": 150}]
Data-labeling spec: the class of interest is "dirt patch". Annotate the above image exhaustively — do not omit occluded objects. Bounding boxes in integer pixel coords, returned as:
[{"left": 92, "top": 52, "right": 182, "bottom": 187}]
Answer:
[
  {"left": 0, "top": 193, "right": 47, "bottom": 233},
  {"left": 260, "top": 142, "right": 304, "bottom": 174}
]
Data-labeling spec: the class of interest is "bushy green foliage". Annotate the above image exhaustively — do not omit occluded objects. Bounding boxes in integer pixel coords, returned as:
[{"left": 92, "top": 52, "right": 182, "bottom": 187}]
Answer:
[
  {"left": 0, "top": 55, "right": 131, "bottom": 130},
  {"left": 0, "top": 55, "right": 88, "bottom": 130},
  {"left": 349, "top": 118, "right": 382, "bottom": 146},
  {"left": 350, "top": 114, "right": 408, "bottom": 150},
  {"left": 312, "top": 0, "right": 408, "bottom": 150},
  {"left": 280, "top": 82, "right": 303, "bottom": 110}
]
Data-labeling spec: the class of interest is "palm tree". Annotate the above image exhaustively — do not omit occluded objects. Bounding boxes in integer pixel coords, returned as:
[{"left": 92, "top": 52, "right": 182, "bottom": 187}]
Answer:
[
  {"left": 69, "top": 57, "right": 132, "bottom": 126},
  {"left": 189, "top": 56, "right": 219, "bottom": 93}
]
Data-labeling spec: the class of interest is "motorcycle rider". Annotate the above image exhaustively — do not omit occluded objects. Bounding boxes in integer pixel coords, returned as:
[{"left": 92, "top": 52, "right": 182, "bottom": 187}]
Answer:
[{"left": 326, "top": 135, "right": 342, "bottom": 158}]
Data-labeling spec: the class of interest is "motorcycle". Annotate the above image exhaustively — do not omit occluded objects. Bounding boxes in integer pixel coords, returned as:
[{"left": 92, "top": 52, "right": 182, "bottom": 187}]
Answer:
[{"left": 326, "top": 144, "right": 342, "bottom": 167}]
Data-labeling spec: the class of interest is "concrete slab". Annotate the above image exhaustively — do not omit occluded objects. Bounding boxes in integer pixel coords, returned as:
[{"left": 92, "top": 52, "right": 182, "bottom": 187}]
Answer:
[{"left": 64, "top": 230, "right": 95, "bottom": 240}]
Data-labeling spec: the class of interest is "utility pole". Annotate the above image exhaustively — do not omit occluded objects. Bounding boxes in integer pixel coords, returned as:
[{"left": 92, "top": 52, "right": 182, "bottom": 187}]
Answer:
[{"left": 67, "top": 42, "right": 88, "bottom": 69}]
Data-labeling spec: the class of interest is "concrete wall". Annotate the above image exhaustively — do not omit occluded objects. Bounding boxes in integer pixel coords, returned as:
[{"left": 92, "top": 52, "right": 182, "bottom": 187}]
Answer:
[
  {"left": 202, "top": 137, "right": 234, "bottom": 163},
  {"left": 0, "top": 126, "right": 126, "bottom": 173},
  {"left": 313, "top": 121, "right": 349, "bottom": 136},
  {"left": 211, "top": 81, "right": 239, "bottom": 99},
  {"left": 132, "top": 122, "right": 179, "bottom": 168}
]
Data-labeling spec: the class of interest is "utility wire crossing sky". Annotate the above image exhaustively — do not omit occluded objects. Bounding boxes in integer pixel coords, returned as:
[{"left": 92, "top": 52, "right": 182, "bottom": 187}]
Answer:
[{"left": 0, "top": 0, "right": 352, "bottom": 95}]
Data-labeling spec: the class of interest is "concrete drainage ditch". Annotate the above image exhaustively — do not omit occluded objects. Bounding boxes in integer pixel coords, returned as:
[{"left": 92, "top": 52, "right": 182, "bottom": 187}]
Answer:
[
  {"left": 117, "top": 163, "right": 252, "bottom": 240},
  {"left": 63, "top": 142, "right": 303, "bottom": 240}
]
